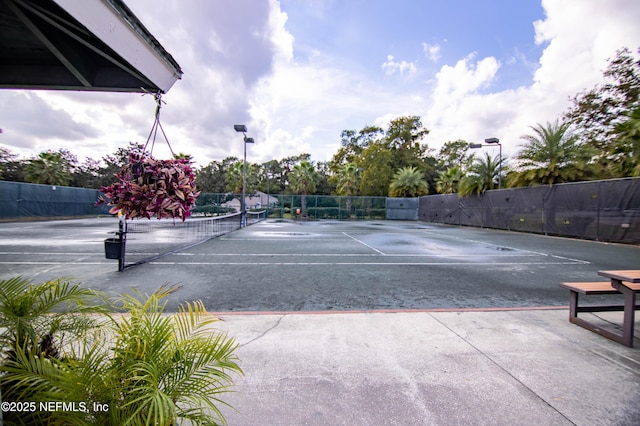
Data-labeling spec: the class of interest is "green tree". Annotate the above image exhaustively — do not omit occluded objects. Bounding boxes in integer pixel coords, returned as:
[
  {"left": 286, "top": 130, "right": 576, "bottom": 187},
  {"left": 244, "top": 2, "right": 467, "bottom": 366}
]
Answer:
[
  {"left": 0, "top": 146, "right": 20, "bottom": 181},
  {"left": 334, "top": 162, "right": 359, "bottom": 217},
  {"left": 314, "top": 161, "right": 334, "bottom": 195},
  {"left": 565, "top": 47, "right": 640, "bottom": 176},
  {"left": 70, "top": 157, "right": 102, "bottom": 188},
  {"left": 24, "top": 149, "right": 75, "bottom": 186},
  {"left": 459, "top": 153, "right": 501, "bottom": 195},
  {"left": 256, "top": 159, "right": 279, "bottom": 194},
  {"left": 97, "top": 142, "right": 148, "bottom": 188},
  {"left": 436, "top": 166, "right": 463, "bottom": 194},
  {"left": 226, "top": 161, "right": 258, "bottom": 197},
  {"left": 196, "top": 156, "right": 238, "bottom": 193},
  {"left": 330, "top": 126, "right": 383, "bottom": 171},
  {"left": 384, "top": 116, "right": 430, "bottom": 170},
  {"left": 508, "top": 120, "right": 593, "bottom": 187},
  {"left": 611, "top": 106, "right": 640, "bottom": 176},
  {"left": 388, "top": 166, "right": 429, "bottom": 197},
  {"left": 289, "top": 160, "right": 318, "bottom": 218},
  {"left": 437, "top": 140, "right": 475, "bottom": 172},
  {"left": 358, "top": 141, "right": 394, "bottom": 196}
]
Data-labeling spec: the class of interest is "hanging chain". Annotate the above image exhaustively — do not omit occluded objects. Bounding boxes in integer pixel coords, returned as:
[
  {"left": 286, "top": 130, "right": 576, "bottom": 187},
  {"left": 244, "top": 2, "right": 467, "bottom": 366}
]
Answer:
[{"left": 142, "top": 92, "right": 175, "bottom": 157}]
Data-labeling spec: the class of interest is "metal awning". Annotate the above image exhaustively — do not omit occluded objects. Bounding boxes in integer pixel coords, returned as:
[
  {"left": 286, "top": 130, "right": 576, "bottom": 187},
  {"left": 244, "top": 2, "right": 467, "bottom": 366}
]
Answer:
[{"left": 0, "top": 0, "right": 183, "bottom": 93}]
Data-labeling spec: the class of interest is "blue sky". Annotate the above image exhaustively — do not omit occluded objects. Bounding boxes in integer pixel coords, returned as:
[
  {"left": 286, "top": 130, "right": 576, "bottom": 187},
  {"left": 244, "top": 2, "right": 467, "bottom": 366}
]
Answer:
[
  {"left": 1, "top": 0, "right": 639, "bottom": 168},
  {"left": 282, "top": 0, "right": 544, "bottom": 90}
]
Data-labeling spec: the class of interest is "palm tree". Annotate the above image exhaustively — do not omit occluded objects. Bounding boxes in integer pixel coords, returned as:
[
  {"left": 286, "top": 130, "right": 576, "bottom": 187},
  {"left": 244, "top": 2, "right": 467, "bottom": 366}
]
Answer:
[
  {"left": 458, "top": 153, "right": 501, "bottom": 196},
  {"left": 508, "top": 120, "right": 594, "bottom": 186},
  {"left": 289, "top": 161, "right": 319, "bottom": 218},
  {"left": 225, "top": 161, "right": 244, "bottom": 194},
  {"left": 436, "top": 166, "right": 463, "bottom": 194},
  {"left": 335, "top": 162, "right": 358, "bottom": 217},
  {"left": 388, "top": 166, "right": 429, "bottom": 197},
  {"left": 24, "top": 151, "right": 73, "bottom": 185}
]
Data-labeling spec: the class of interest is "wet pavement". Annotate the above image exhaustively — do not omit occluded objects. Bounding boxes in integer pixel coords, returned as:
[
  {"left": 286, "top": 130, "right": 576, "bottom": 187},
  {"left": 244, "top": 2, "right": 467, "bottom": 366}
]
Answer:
[
  {"left": 1, "top": 218, "right": 639, "bottom": 424},
  {"left": 2, "top": 217, "right": 638, "bottom": 311}
]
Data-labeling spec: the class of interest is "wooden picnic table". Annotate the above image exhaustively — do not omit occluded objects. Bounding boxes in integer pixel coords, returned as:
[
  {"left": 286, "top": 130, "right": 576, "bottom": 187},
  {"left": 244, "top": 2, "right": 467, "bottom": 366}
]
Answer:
[
  {"left": 597, "top": 270, "right": 640, "bottom": 347},
  {"left": 560, "top": 270, "right": 640, "bottom": 347}
]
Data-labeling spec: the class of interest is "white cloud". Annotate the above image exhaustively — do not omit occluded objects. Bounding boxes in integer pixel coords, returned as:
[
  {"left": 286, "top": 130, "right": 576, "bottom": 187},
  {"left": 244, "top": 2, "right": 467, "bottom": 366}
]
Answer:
[
  {"left": 425, "top": 0, "right": 640, "bottom": 158},
  {"left": 1, "top": 0, "right": 639, "bottom": 170},
  {"left": 381, "top": 55, "right": 417, "bottom": 76},
  {"left": 422, "top": 43, "right": 441, "bottom": 62}
]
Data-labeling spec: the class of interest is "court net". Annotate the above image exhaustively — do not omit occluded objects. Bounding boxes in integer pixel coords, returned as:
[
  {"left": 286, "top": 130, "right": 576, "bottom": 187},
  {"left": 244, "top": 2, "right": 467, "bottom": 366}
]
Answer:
[{"left": 118, "top": 211, "right": 266, "bottom": 268}]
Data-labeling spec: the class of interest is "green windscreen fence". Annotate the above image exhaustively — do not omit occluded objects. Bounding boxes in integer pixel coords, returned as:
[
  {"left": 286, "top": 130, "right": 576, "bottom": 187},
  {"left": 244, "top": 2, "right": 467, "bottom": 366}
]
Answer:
[
  {"left": 0, "top": 181, "right": 110, "bottom": 218},
  {"left": 192, "top": 193, "right": 387, "bottom": 220},
  {"left": 419, "top": 177, "right": 640, "bottom": 244},
  {"left": 2, "top": 178, "right": 638, "bottom": 244}
]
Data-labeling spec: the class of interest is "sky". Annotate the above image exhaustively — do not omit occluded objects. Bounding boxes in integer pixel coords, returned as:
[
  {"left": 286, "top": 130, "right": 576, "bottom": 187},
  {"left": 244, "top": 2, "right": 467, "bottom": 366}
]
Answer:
[{"left": 1, "top": 0, "right": 640, "bottom": 169}]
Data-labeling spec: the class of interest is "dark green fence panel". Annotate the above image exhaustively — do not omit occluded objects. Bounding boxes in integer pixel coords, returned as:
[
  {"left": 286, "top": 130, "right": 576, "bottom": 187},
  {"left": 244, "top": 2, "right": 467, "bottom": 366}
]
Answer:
[
  {"left": 0, "top": 181, "right": 110, "bottom": 219},
  {"left": 418, "top": 177, "right": 640, "bottom": 244}
]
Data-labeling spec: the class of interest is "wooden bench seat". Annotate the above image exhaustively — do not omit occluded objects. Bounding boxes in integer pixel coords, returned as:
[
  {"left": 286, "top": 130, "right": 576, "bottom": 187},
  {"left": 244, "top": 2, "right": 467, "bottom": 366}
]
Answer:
[
  {"left": 560, "top": 281, "right": 640, "bottom": 346},
  {"left": 559, "top": 281, "right": 619, "bottom": 295}
]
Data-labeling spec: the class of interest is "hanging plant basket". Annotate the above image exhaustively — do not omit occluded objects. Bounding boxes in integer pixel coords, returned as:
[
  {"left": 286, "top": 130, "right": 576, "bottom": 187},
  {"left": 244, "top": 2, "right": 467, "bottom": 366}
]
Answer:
[
  {"left": 99, "top": 152, "right": 200, "bottom": 221},
  {"left": 98, "top": 94, "right": 200, "bottom": 221}
]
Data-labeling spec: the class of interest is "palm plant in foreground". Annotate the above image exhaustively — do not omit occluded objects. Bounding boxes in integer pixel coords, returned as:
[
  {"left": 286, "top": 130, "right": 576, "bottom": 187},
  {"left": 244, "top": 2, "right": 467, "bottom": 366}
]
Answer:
[
  {"left": 0, "top": 276, "right": 106, "bottom": 363},
  {"left": 0, "top": 280, "right": 242, "bottom": 426},
  {"left": 104, "top": 286, "right": 242, "bottom": 425},
  {"left": 0, "top": 276, "right": 108, "bottom": 425}
]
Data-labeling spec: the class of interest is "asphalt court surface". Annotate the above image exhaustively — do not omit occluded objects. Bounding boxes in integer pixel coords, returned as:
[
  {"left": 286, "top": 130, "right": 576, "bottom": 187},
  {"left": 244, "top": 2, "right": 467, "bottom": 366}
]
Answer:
[
  {"left": 4, "top": 218, "right": 640, "bottom": 425},
  {"left": 0, "top": 217, "right": 638, "bottom": 312}
]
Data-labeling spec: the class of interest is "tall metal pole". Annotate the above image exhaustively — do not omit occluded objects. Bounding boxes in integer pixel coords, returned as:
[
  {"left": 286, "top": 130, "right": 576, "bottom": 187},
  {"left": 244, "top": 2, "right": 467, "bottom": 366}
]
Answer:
[
  {"left": 484, "top": 137, "right": 501, "bottom": 190},
  {"left": 234, "top": 125, "right": 253, "bottom": 227},
  {"left": 242, "top": 139, "right": 247, "bottom": 227},
  {"left": 498, "top": 142, "right": 502, "bottom": 190},
  {"left": 266, "top": 168, "right": 270, "bottom": 218}
]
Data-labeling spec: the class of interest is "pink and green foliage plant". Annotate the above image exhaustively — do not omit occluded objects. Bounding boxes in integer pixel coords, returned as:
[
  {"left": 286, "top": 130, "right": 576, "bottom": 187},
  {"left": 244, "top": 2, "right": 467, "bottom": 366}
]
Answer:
[{"left": 99, "top": 152, "right": 200, "bottom": 221}]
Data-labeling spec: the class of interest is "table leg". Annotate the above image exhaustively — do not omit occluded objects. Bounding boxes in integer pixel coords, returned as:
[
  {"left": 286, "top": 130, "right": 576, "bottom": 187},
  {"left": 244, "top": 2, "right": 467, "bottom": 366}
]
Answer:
[{"left": 611, "top": 279, "right": 637, "bottom": 347}]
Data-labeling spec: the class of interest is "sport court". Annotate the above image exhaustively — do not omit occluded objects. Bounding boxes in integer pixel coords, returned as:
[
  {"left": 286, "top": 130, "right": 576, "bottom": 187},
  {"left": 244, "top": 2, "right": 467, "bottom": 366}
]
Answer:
[
  {"left": 2, "top": 217, "right": 640, "bottom": 424},
  {"left": 0, "top": 217, "right": 637, "bottom": 313}
]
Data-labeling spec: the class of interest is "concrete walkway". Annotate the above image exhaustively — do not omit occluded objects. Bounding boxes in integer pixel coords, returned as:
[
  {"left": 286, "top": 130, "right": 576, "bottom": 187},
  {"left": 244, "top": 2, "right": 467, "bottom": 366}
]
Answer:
[{"left": 216, "top": 309, "right": 640, "bottom": 425}]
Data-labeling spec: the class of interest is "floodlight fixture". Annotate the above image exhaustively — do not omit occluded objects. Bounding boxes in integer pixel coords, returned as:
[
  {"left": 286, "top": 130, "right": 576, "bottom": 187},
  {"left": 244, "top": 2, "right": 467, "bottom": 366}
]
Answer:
[
  {"left": 469, "top": 143, "right": 483, "bottom": 149},
  {"left": 244, "top": 137, "right": 255, "bottom": 143},
  {"left": 485, "top": 137, "right": 500, "bottom": 144},
  {"left": 234, "top": 124, "right": 248, "bottom": 133}
]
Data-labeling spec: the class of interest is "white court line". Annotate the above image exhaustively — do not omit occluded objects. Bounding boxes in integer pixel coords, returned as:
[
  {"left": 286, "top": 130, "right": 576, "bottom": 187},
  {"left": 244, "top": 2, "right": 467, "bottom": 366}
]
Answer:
[
  {"left": 341, "top": 232, "right": 386, "bottom": 255},
  {"left": 0, "top": 252, "right": 104, "bottom": 255},
  {"left": 0, "top": 262, "right": 112, "bottom": 265},
  {"left": 170, "top": 253, "right": 540, "bottom": 257},
  {"left": 0, "top": 252, "right": 539, "bottom": 257},
  {"left": 147, "top": 261, "right": 585, "bottom": 266}
]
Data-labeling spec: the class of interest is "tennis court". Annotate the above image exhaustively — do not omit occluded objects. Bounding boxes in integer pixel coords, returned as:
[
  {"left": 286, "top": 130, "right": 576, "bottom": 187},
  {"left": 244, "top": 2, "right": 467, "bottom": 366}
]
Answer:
[{"left": 1, "top": 217, "right": 638, "bottom": 313}]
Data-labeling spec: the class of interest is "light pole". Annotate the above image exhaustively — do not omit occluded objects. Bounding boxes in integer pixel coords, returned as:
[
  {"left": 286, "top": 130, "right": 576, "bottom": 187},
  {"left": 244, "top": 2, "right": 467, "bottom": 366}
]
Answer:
[
  {"left": 469, "top": 137, "right": 502, "bottom": 189},
  {"left": 234, "top": 124, "right": 254, "bottom": 227},
  {"left": 485, "top": 138, "right": 502, "bottom": 190},
  {"left": 265, "top": 165, "right": 271, "bottom": 218}
]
